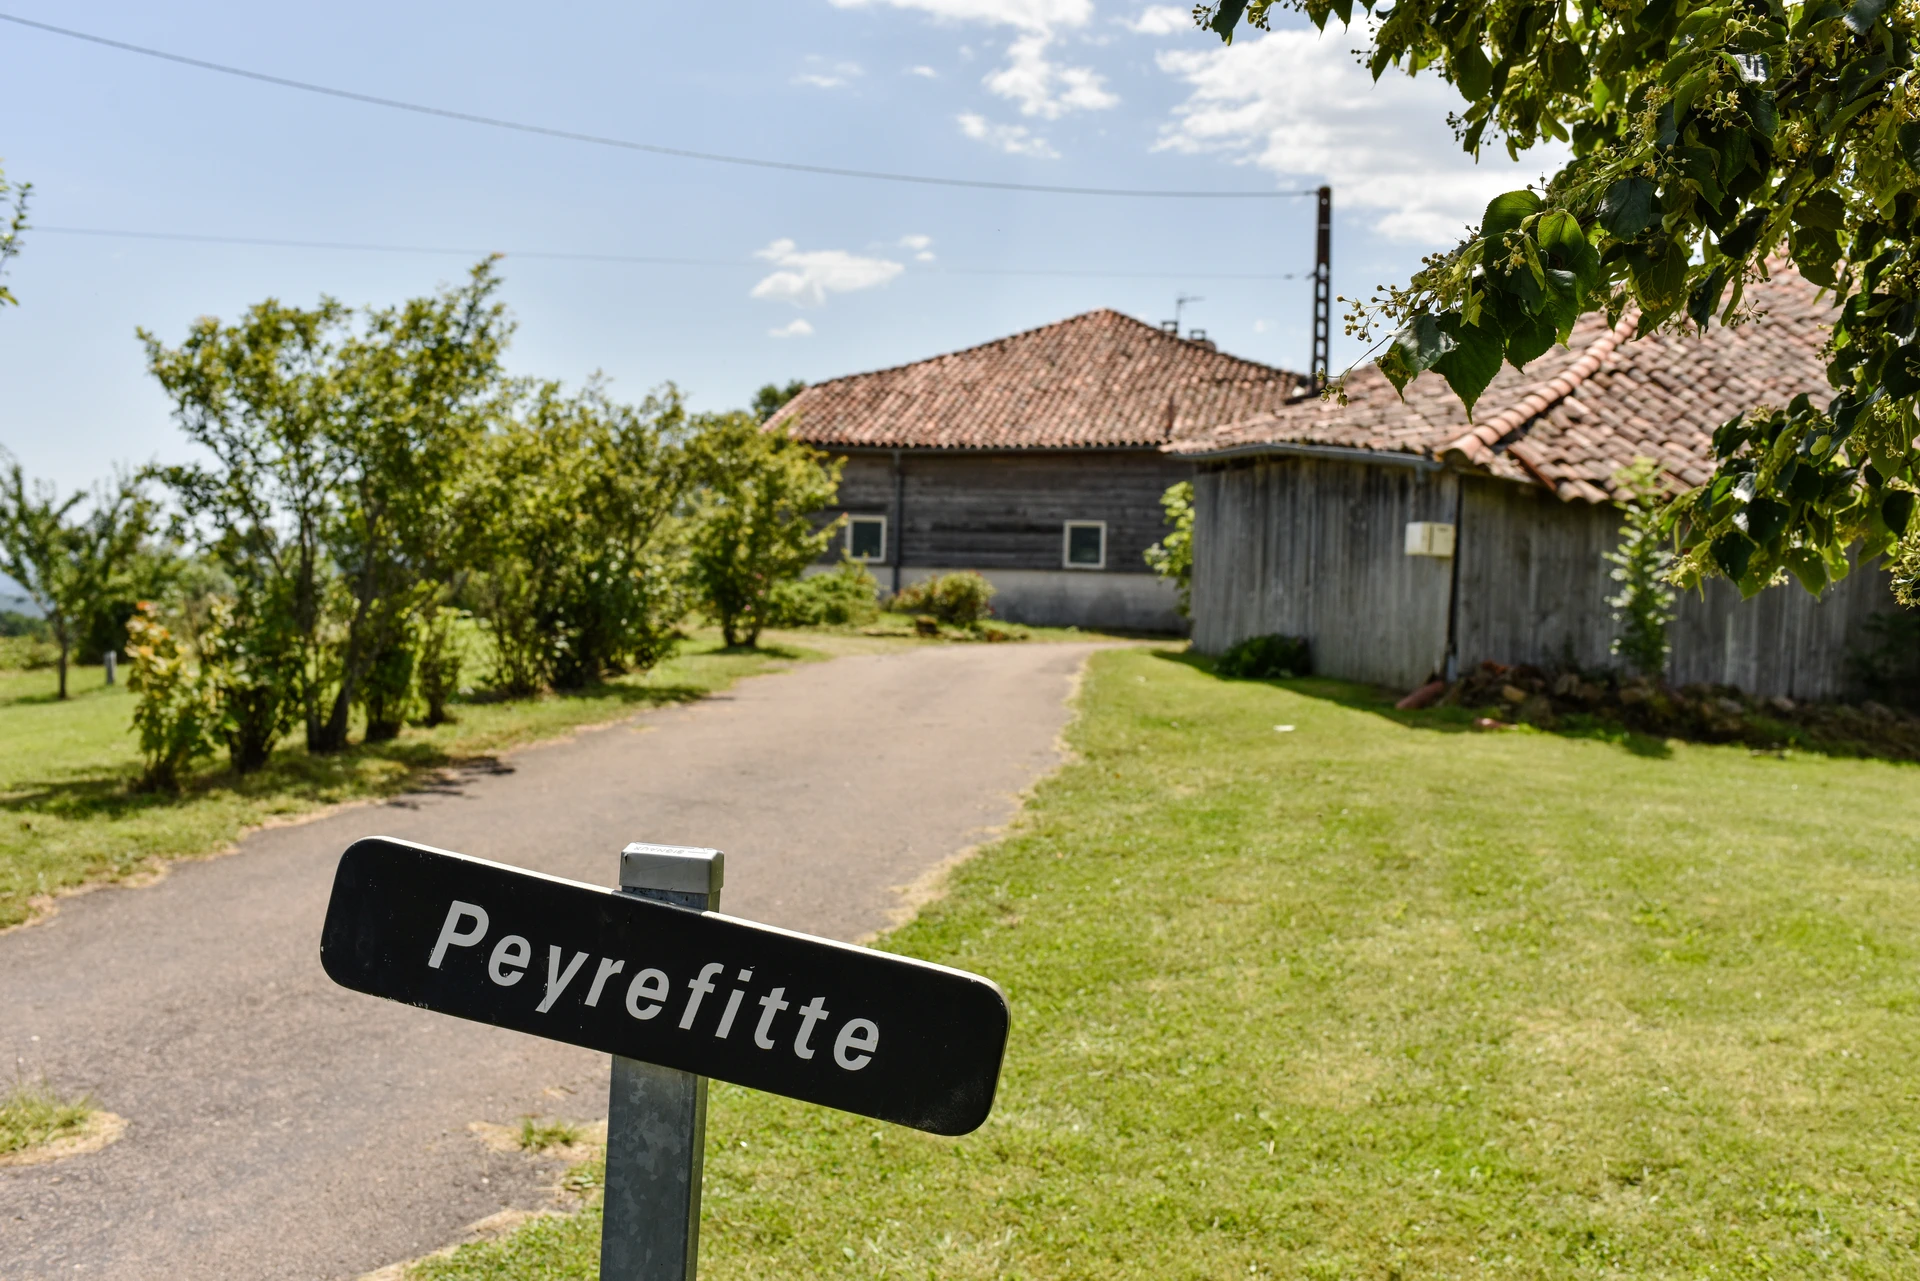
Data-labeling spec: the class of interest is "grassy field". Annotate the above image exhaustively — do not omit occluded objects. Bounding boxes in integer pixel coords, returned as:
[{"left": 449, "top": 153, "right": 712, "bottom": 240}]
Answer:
[
  {"left": 0, "top": 628, "right": 930, "bottom": 932},
  {"left": 415, "top": 646, "right": 1920, "bottom": 1279}
]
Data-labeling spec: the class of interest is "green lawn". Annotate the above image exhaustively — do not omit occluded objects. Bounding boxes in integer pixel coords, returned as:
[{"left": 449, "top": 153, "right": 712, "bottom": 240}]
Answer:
[
  {"left": 0, "top": 630, "right": 914, "bottom": 932},
  {"left": 416, "top": 646, "right": 1920, "bottom": 1279}
]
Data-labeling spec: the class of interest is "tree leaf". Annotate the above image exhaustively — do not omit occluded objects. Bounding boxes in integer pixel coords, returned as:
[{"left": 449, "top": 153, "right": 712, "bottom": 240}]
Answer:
[
  {"left": 1885, "top": 489, "right": 1917, "bottom": 535},
  {"left": 1536, "top": 210, "right": 1601, "bottom": 294},
  {"left": 1782, "top": 546, "right": 1829, "bottom": 595},
  {"left": 1844, "top": 0, "right": 1888, "bottom": 34},
  {"left": 1451, "top": 42, "right": 1493, "bottom": 100},
  {"left": 1900, "top": 122, "right": 1920, "bottom": 169},
  {"left": 1736, "top": 496, "right": 1789, "bottom": 544},
  {"left": 1504, "top": 309, "right": 1558, "bottom": 368},
  {"left": 1480, "top": 190, "right": 1544, "bottom": 244},
  {"left": 1717, "top": 207, "right": 1771, "bottom": 259},
  {"left": 1688, "top": 265, "right": 1730, "bottom": 329},
  {"left": 1711, "top": 530, "right": 1756, "bottom": 579},
  {"left": 1379, "top": 315, "right": 1456, "bottom": 397},
  {"left": 1208, "top": 0, "right": 1250, "bottom": 41},
  {"left": 1794, "top": 189, "right": 1847, "bottom": 230},
  {"left": 1433, "top": 315, "right": 1506, "bottom": 418},
  {"left": 1597, "top": 178, "right": 1656, "bottom": 239}
]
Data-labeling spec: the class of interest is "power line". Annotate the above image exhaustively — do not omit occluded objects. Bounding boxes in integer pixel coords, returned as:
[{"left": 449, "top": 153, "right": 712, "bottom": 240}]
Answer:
[
  {"left": 0, "top": 12, "right": 1320, "bottom": 201},
  {"left": 34, "top": 225, "right": 1308, "bottom": 280}
]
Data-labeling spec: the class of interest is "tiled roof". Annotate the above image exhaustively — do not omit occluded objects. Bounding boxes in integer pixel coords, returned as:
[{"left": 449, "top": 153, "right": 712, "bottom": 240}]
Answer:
[
  {"left": 1169, "top": 265, "right": 1834, "bottom": 502},
  {"left": 770, "top": 309, "right": 1305, "bottom": 450}
]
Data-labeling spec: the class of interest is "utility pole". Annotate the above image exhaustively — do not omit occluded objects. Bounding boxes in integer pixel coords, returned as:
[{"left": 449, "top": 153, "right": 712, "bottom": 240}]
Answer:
[{"left": 1311, "top": 185, "right": 1331, "bottom": 393}]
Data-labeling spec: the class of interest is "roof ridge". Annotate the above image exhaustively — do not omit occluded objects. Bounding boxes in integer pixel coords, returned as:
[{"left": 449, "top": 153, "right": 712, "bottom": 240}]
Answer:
[
  {"left": 773, "top": 308, "right": 1300, "bottom": 411},
  {"left": 1440, "top": 308, "right": 1639, "bottom": 466}
]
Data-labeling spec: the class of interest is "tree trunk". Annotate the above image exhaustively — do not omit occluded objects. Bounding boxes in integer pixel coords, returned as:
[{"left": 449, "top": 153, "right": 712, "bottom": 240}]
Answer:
[
  {"left": 56, "top": 634, "right": 69, "bottom": 700},
  {"left": 314, "top": 681, "right": 355, "bottom": 753}
]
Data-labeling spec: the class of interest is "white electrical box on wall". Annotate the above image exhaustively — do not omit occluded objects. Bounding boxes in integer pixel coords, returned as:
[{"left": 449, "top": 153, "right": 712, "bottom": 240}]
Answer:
[{"left": 1404, "top": 521, "right": 1456, "bottom": 558}]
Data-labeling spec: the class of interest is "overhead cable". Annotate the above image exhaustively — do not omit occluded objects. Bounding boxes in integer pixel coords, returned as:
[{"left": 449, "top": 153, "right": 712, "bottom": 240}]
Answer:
[
  {"left": 0, "top": 12, "right": 1319, "bottom": 200},
  {"left": 35, "top": 225, "right": 1307, "bottom": 280}
]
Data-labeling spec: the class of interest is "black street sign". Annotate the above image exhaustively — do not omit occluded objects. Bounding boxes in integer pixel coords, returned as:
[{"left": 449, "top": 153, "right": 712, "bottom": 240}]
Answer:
[{"left": 319, "top": 838, "right": 1010, "bottom": 1136}]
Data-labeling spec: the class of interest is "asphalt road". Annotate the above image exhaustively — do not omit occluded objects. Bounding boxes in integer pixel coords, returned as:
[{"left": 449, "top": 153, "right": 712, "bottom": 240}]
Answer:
[{"left": 0, "top": 642, "right": 1100, "bottom": 1281}]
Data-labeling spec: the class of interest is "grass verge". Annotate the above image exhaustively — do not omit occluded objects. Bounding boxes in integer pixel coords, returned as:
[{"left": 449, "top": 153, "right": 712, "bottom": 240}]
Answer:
[
  {"left": 414, "top": 646, "right": 1919, "bottom": 1279},
  {"left": 0, "top": 1080, "right": 95, "bottom": 1157},
  {"left": 0, "top": 629, "right": 915, "bottom": 932}
]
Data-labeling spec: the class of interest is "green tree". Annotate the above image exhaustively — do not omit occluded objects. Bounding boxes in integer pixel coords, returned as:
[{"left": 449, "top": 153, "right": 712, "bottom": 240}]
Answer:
[
  {"left": 687, "top": 413, "right": 842, "bottom": 647},
  {"left": 471, "top": 380, "right": 693, "bottom": 693},
  {"left": 146, "top": 297, "right": 348, "bottom": 751},
  {"left": 1144, "top": 480, "right": 1196, "bottom": 618},
  {"left": 1606, "top": 459, "right": 1679, "bottom": 678},
  {"left": 1201, "top": 0, "right": 1920, "bottom": 602},
  {"left": 0, "top": 163, "right": 27, "bottom": 309},
  {"left": 752, "top": 379, "right": 808, "bottom": 423},
  {"left": 316, "top": 259, "right": 509, "bottom": 749},
  {"left": 147, "top": 259, "right": 511, "bottom": 752},
  {"left": 0, "top": 454, "right": 152, "bottom": 699}
]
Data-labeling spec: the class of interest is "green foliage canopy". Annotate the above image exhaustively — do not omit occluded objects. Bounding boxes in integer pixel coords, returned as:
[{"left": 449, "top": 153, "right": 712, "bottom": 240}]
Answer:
[
  {"left": 1203, "top": 0, "right": 1920, "bottom": 603},
  {"left": 687, "top": 413, "right": 843, "bottom": 647},
  {"left": 0, "top": 451, "right": 152, "bottom": 699}
]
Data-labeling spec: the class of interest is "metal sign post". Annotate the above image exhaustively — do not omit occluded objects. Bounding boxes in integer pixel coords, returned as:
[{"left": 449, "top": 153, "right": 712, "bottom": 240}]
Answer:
[
  {"left": 602, "top": 844, "right": 723, "bottom": 1281},
  {"left": 319, "top": 836, "right": 1011, "bottom": 1279}
]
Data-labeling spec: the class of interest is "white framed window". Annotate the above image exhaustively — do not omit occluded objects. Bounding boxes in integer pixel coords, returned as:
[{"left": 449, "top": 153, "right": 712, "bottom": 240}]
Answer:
[
  {"left": 845, "top": 514, "right": 887, "bottom": 563},
  {"left": 1063, "top": 521, "right": 1106, "bottom": 570}
]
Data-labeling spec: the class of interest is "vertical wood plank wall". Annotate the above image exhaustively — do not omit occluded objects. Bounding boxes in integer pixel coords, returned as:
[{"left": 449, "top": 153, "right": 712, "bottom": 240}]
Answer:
[
  {"left": 826, "top": 449, "right": 1191, "bottom": 572},
  {"left": 1190, "top": 455, "right": 1457, "bottom": 687},
  {"left": 1194, "top": 458, "right": 1896, "bottom": 698}
]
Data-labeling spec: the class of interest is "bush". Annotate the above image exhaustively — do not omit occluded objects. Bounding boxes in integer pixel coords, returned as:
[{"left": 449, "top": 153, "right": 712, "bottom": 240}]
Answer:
[
  {"left": 1214, "top": 633, "right": 1311, "bottom": 679},
  {"left": 0, "top": 633, "right": 57, "bottom": 671},
  {"left": 1605, "top": 458, "right": 1677, "bottom": 678},
  {"left": 415, "top": 607, "right": 465, "bottom": 727},
  {"left": 1144, "top": 481, "right": 1194, "bottom": 617},
  {"left": 1849, "top": 609, "right": 1920, "bottom": 710},
  {"left": 198, "top": 599, "right": 293, "bottom": 774},
  {"left": 125, "top": 603, "right": 217, "bottom": 793},
  {"left": 890, "top": 571, "right": 996, "bottom": 627},
  {"left": 767, "top": 561, "right": 880, "bottom": 627}
]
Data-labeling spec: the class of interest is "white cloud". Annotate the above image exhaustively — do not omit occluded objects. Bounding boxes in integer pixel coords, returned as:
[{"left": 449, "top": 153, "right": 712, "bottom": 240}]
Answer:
[
  {"left": 899, "top": 234, "right": 937, "bottom": 262},
  {"left": 1127, "top": 6, "right": 1191, "bottom": 35},
  {"left": 1155, "top": 29, "right": 1571, "bottom": 244},
  {"left": 750, "top": 239, "right": 905, "bottom": 307},
  {"left": 829, "top": 0, "right": 1091, "bottom": 32},
  {"left": 833, "top": 0, "right": 1115, "bottom": 124},
  {"left": 986, "top": 32, "right": 1119, "bottom": 118},
  {"left": 769, "top": 318, "right": 815, "bottom": 338},
  {"left": 909, "top": 64, "right": 939, "bottom": 77},
  {"left": 956, "top": 113, "right": 1059, "bottom": 159},
  {"left": 794, "top": 58, "right": 863, "bottom": 88}
]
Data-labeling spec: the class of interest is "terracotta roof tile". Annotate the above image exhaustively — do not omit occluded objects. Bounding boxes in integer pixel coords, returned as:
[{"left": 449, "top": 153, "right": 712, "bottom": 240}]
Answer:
[
  {"left": 1169, "top": 265, "right": 1834, "bottom": 501},
  {"left": 769, "top": 309, "right": 1305, "bottom": 450}
]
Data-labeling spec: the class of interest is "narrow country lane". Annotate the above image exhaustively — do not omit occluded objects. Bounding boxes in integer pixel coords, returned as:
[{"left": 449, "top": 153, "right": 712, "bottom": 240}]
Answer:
[{"left": 0, "top": 643, "right": 1103, "bottom": 1281}]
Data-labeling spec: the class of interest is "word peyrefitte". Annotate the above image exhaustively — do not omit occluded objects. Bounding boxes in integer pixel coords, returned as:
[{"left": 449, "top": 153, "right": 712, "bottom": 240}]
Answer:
[
  {"left": 428, "top": 900, "right": 880, "bottom": 1071},
  {"left": 321, "top": 837, "right": 1009, "bottom": 1135}
]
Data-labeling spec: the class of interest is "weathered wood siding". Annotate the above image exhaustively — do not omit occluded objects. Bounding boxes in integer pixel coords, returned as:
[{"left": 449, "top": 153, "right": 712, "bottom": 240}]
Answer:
[
  {"left": 821, "top": 448, "right": 1192, "bottom": 573},
  {"left": 1454, "top": 478, "right": 1622, "bottom": 673},
  {"left": 1190, "top": 455, "right": 1458, "bottom": 687},
  {"left": 1193, "top": 456, "right": 1898, "bottom": 699}
]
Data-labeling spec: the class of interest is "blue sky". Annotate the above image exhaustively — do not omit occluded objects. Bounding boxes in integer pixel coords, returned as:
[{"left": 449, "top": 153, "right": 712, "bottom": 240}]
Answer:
[{"left": 0, "top": 0, "right": 1562, "bottom": 496}]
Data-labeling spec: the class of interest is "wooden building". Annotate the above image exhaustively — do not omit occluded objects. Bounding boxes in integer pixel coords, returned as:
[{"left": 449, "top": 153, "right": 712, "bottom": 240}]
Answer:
[
  {"left": 769, "top": 309, "right": 1304, "bottom": 632},
  {"left": 1171, "top": 266, "right": 1895, "bottom": 699}
]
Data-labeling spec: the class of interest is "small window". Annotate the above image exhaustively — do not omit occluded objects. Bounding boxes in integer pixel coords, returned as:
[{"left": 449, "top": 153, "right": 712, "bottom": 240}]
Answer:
[
  {"left": 846, "top": 515, "right": 887, "bottom": 562},
  {"left": 1063, "top": 521, "right": 1106, "bottom": 569}
]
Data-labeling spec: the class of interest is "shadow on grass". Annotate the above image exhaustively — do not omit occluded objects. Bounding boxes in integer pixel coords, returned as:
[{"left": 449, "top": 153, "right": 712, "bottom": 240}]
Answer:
[
  {"left": 1152, "top": 650, "right": 1686, "bottom": 759},
  {"left": 0, "top": 677, "right": 717, "bottom": 825}
]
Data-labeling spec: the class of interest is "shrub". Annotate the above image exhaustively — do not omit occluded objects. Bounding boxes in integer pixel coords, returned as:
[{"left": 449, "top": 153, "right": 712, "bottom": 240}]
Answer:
[
  {"left": 767, "top": 561, "right": 881, "bottom": 627},
  {"left": 1605, "top": 458, "right": 1677, "bottom": 678},
  {"left": 198, "top": 598, "right": 293, "bottom": 774},
  {"left": 1849, "top": 609, "right": 1920, "bottom": 710},
  {"left": 891, "top": 571, "right": 996, "bottom": 627},
  {"left": 0, "top": 633, "right": 57, "bottom": 671},
  {"left": 1215, "top": 633, "right": 1311, "bottom": 679},
  {"left": 415, "top": 607, "right": 465, "bottom": 727},
  {"left": 124, "top": 603, "right": 217, "bottom": 793},
  {"left": 1144, "top": 480, "right": 1195, "bottom": 617},
  {"left": 359, "top": 637, "right": 416, "bottom": 743}
]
